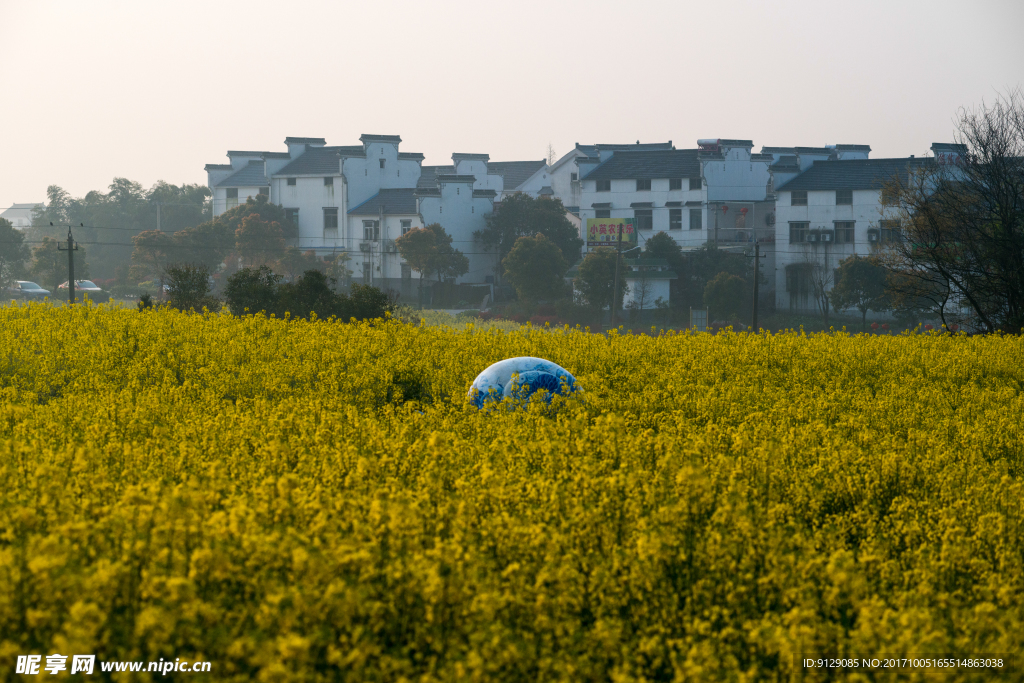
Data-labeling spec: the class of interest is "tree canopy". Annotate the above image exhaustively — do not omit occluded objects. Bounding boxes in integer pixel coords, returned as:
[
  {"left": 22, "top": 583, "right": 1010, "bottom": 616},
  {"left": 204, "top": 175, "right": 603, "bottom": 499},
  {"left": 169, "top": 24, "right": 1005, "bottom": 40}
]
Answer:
[
  {"left": 395, "top": 223, "right": 469, "bottom": 282},
  {"left": 476, "top": 193, "right": 582, "bottom": 274},
  {"left": 574, "top": 248, "right": 626, "bottom": 313},
  {"left": 0, "top": 218, "right": 29, "bottom": 291},
  {"left": 830, "top": 255, "right": 889, "bottom": 331},
  {"left": 501, "top": 233, "right": 568, "bottom": 302}
]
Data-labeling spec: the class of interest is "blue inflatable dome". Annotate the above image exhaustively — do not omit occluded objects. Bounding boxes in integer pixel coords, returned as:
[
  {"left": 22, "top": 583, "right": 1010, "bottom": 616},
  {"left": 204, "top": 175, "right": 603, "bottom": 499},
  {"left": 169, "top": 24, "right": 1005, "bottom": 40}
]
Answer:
[{"left": 468, "top": 356, "right": 577, "bottom": 408}]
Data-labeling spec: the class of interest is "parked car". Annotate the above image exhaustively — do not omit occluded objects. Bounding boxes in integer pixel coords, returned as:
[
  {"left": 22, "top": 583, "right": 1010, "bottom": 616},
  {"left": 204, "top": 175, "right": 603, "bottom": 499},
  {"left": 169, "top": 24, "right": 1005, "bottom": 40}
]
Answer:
[
  {"left": 58, "top": 280, "right": 110, "bottom": 303},
  {"left": 5, "top": 281, "right": 52, "bottom": 300}
]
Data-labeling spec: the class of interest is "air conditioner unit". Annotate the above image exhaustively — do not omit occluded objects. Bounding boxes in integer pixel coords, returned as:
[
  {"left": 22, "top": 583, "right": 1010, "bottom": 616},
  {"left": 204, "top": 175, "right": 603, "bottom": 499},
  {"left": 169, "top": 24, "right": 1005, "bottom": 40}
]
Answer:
[
  {"left": 806, "top": 231, "right": 820, "bottom": 243},
  {"left": 384, "top": 239, "right": 398, "bottom": 253},
  {"left": 359, "top": 241, "right": 372, "bottom": 252},
  {"left": 867, "top": 230, "right": 879, "bottom": 242},
  {"left": 820, "top": 230, "right": 833, "bottom": 243}
]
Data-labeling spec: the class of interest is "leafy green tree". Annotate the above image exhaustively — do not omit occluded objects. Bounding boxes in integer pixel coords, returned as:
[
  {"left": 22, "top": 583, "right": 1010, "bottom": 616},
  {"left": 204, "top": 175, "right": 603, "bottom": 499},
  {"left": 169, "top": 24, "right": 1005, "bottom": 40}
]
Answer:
[
  {"left": 165, "top": 264, "right": 220, "bottom": 312},
  {"left": 30, "top": 237, "right": 89, "bottom": 291},
  {"left": 0, "top": 218, "right": 29, "bottom": 291},
  {"left": 217, "top": 194, "right": 298, "bottom": 241},
  {"left": 326, "top": 252, "right": 353, "bottom": 290},
  {"left": 677, "top": 244, "right": 750, "bottom": 313},
  {"left": 235, "top": 214, "right": 286, "bottom": 268},
  {"left": 130, "top": 230, "right": 176, "bottom": 290},
  {"left": 395, "top": 223, "right": 468, "bottom": 282},
  {"left": 501, "top": 233, "right": 568, "bottom": 302},
  {"left": 703, "top": 271, "right": 747, "bottom": 322},
  {"left": 224, "top": 266, "right": 282, "bottom": 315},
  {"left": 830, "top": 255, "right": 890, "bottom": 331},
  {"left": 574, "top": 248, "right": 626, "bottom": 313},
  {"left": 172, "top": 221, "right": 234, "bottom": 272},
  {"left": 476, "top": 193, "right": 583, "bottom": 273}
]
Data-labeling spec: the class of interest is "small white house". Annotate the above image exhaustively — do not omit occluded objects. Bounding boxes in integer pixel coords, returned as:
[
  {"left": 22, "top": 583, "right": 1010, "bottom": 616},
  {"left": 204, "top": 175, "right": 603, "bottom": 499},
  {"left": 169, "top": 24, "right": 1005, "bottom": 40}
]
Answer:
[
  {"left": 772, "top": 146, "right": 956, "bottom": 312},
  {"left": 1, "top": 203, "right": 43, "bottom": 229}
]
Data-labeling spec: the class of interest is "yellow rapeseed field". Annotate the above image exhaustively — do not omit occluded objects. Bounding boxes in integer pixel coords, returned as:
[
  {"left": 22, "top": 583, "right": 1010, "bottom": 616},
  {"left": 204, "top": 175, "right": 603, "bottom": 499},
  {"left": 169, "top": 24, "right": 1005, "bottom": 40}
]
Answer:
[{"left": 1, "top": 303, "right": 1022, "bottom": 682}]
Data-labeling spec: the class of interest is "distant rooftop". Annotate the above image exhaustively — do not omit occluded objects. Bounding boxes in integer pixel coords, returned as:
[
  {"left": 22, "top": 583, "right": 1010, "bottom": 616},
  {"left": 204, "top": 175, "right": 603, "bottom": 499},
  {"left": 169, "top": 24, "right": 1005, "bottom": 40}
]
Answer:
[
  {"left": 216, "top": 160, "right": 270, "bottom": 188},
  {"left": 776, "top": 157, "right": 929, "bottom": 192},
  {"left": 582, "top": 149, "right": 701, "bottom": 181}
]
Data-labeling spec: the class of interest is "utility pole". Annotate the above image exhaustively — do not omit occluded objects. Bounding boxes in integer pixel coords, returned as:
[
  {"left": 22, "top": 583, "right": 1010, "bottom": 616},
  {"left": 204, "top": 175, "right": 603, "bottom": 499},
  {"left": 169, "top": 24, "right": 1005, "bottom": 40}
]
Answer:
[
  {"left": 610, "top": 220, "right": 624, "bottom": 328},
  {"left": 57, "top": 226, "right": 79, "bottom": 305},
  {"left": 156, "top": 201, "right": 161, "bottom": 231},
  {"left": 747, "top": 242, "right": 767, "bottom": 331}
]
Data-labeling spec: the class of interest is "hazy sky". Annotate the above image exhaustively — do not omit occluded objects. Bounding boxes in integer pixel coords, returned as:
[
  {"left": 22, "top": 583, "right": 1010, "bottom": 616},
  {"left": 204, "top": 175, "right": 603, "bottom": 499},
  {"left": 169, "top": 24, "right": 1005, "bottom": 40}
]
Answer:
[{"left": 2, "top": 0, "right": 1022, "bottom": 211}]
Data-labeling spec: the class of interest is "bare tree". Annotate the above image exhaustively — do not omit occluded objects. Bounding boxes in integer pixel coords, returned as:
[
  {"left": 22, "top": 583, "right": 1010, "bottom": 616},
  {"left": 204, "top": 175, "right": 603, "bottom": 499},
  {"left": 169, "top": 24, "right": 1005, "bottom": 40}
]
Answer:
[
  {"left": 883, "top": 90, "right": 1024, "bottom": 332},
  {"left": 625, "top": 262, "right": 655, "bottom": 323},
  {"left": 808, "top": 260, "right": 834, "bottom": 328},
  {"left": 546, "top": 143, "right": 556, "bottom": 166}
]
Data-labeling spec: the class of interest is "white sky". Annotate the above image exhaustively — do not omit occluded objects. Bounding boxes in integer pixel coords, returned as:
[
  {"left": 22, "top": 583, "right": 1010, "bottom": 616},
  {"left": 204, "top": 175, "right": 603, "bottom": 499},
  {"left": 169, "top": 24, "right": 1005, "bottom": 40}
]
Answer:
[{"left": 2, "top": 0, "right": 1022, "bottom": 211}]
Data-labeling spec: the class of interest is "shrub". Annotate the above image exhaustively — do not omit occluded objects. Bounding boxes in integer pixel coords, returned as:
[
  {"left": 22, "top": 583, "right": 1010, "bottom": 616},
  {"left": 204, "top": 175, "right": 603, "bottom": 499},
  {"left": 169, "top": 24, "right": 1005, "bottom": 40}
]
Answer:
[{"left": 165, "top": 263, "right": 221, "bottom": 312}]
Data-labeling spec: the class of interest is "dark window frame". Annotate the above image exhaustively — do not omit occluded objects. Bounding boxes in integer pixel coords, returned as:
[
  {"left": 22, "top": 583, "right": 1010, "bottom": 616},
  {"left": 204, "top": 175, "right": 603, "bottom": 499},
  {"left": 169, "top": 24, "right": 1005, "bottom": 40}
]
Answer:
[
  {"left": 287, "top": 177, "right": 297, "bottom": 186},
  {"left": 634, "top": 208, "right": 653, "bottom": 231},
  {"left": 226, "top": 188, "right": 238, "bottom": 199},
  {"left": 285, "top": 208, "right": 300, "bottom": 226},
  {"left": 595, "top": 209, "right": 611, "bottom": 219},
  {"left": 835, "top": 221, "right": 855, "bottom": 244},
  {"left": 323, "top": 207, "right": 339, "bottom": 230},
  {"left": 596, "top": 179, "right": 611, "bottom": 192},
  {"left": 689, "top": 177, "right": 702, "bottom": 191},
  {"left": 669, "top": 208, "right": 682, "bottom": 230},
  {"left": 791, "top": 190, "right": 807, "bottom": 206},
  {"left": 636, "top": 178, "right": 652, "bottom": 191},
  {"left": 789, "top": 221, "right": 809, "bottom": 243},
  {"left": 324, "top": 177, "right": 334, "bottom": 186},
  {"left": 836, "top": 189, "right": 853, "bottom": 205},
  {"left": 669, "top": 178, "right": 683, "bottom": 191},
  {"left": 689, "top": 208, "right": 702, "bottom": 230}
]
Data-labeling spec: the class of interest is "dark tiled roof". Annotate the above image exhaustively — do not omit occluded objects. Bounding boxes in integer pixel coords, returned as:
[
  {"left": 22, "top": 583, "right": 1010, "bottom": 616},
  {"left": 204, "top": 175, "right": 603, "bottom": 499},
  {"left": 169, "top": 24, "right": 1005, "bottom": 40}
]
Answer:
[
  {"left": 275, "top": 146, "right": 361, "bottom": 175},
  {"left": 227, "top": 150, "right": 273, "bottom": 157},
  {"left": 452, "top": 153, "right": 490, "bottom": 162},
  {"left": 538, "top": 186, "right": 554, "bottom": 195},
  {"left": 285, "top": 137, "right": 326, "bottom": 145},
  {"left": 718, "top": 139, "right": 754, "bottom": 147},
  {"left": 436, "top": 174, "right": 476, "bottom": 183},
  {"left": 762, "top": 146, "right": 834, "bottom": 155},
  {"left": 263, "top": 152, "right": 291, "bottom": 159},
  {"left": 575, "top": 142, "right": 674, "bottom": 157},
  {"left": 348, "top": 188, "right": 417, "bottom": 215},
  {"left": 414, "top": 187, "right": 441, "bottom": 197},
  {"left": 836, "top": 144, "right": 871, "bottom": 151},
  {"left": 771, "top": 155, "right": 800, "bottom": 171},
  {"left": 473, "top": 189, "right": 497, "bottom": 198},
  {"left": 360, "top": 134, "right": 402, "bottom": 143},
  {"left": 665, "top": 201, "right": 682, "bottom": 207},
  {"left": 488, "top": 160, "right": 547, "bottom": 189},
  {"left": 750, "top": 153, "right": 774, "bottom": 162},
  {"left": 417, "top": 165, "right": 455, "bottom": 188},
  {"left": 216, "top": 160, "right": 269, "bottom": 187},
  {"left": 398, "top": 152, "right": 425, "bottom": 161},
  {"left": 582, "top": 149, "right": 701, "bottom": 181},
  {"left": 776, "top": 158, "right": 929, "bottom": 192},
  {"left": 205, "top": 163, "right": 233, "bottom": 171},
  {"left": 685, "top": 200, "right": 703, "bottom": 206},
  {"left": 630, "top": 202, "right": 653, "bottom": 208},
  {"left": 931, "top": 143, "right": 966, "bottom": 154}
]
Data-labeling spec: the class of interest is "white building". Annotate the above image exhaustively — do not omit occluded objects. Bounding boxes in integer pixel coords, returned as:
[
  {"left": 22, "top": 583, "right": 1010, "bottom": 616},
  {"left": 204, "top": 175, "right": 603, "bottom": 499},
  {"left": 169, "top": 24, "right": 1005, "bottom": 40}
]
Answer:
[
  {"left": 576, "top": 139, "right": 776, "bottom": 258},
  {"left": 1, "top": 202, "right": 43, "bottom": 229},
  {"left": 205, "top": 135, "right": 557, "bottom": 288},
  {"left": 772, "top": 145, "right": 956, "bottom": 312}
]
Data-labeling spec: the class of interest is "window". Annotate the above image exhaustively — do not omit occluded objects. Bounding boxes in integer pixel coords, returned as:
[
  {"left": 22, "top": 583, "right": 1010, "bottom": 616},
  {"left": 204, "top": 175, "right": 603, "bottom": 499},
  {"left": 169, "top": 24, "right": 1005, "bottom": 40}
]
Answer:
[
  {"left": 791, "top": 190, "right": 807, "bottom": 206},
  {"left": 690, "top": 209, "right": 702, "bottom": 230},
  {"left": 323, "top": 208, "right": 338, "bottom": 230},
  {"left": 595, "top": 209, "right": 611, "bottom": 219},
  {"left": 880, "top": 219, "right": 902, "bottom": 243},
  {"left": 636, "top": 179, "right": 651, "bottom": 191},
  {"left": 287, "top": 178, "right": 296, "bottom": 186},
  {"left": 669, "top": 178, "right": 683, "bottom": 191},
  {"left": 835, "top": 221, "right": 855, "bottom": 244},
  {"left": 669, "top": 208, "right": 682, "bottom": 230},
  {"left": 634, "top": 209, "right": 653, "bottom": 231},
  {"left": 362, "top": 262, "right": 371, "bottom": 284},
  {"left": 400, "top": 219, "right": 412, "bottom": 235},
  {"left": 379, "top": 159, "right": 386, "bottom": 169},
  {"left": 285, "top": 208, "right": 299, "bottom": 226},
  {"left": 689, "top": 177, "right": 702, "bottom": 191},
  {"left": 363, "top": 220, "right": 380, "bottom": 240},
  {"left": 836, "top": 189, "right": 853, "bottom": 205},
  {"left": 258, "top": 187, "right": 269, "bottom": 196},
  {"left": 226, "top": 188, "right": 238, "bottom": 210},
  {"left": 401, "top": 263, "right": 411, "bottom": 281},
  {"left": 789, "top": 222, "right": 809, "bottom": 243},
  {"left": 570, "top": 172, "right": 578, "bottom": 181},
  {"left": 324, "top": 177, "right": 334, "bottom": 186},
  {"left": 596, "top": 180, "right": 611, "bottom": 192}
]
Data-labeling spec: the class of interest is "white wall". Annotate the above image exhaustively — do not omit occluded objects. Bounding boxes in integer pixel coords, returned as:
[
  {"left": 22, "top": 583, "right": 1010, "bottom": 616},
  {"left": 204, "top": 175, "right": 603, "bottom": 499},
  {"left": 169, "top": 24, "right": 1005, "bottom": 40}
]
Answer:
[
  {"left": 774, "top": 188, "right": 895, "bottom": 311},
  {"left": 343, "top": 143, "right": 422, "bottom": 208},
  {"left": 418, "top": 179, "right": 495, "bottom": 283}
]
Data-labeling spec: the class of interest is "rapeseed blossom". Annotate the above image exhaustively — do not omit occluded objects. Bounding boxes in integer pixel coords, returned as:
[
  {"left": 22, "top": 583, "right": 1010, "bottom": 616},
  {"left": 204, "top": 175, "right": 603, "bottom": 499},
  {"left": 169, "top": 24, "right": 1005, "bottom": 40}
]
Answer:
[{"left": 1, "top": 302, "right": 1021, "bottom": 681}]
